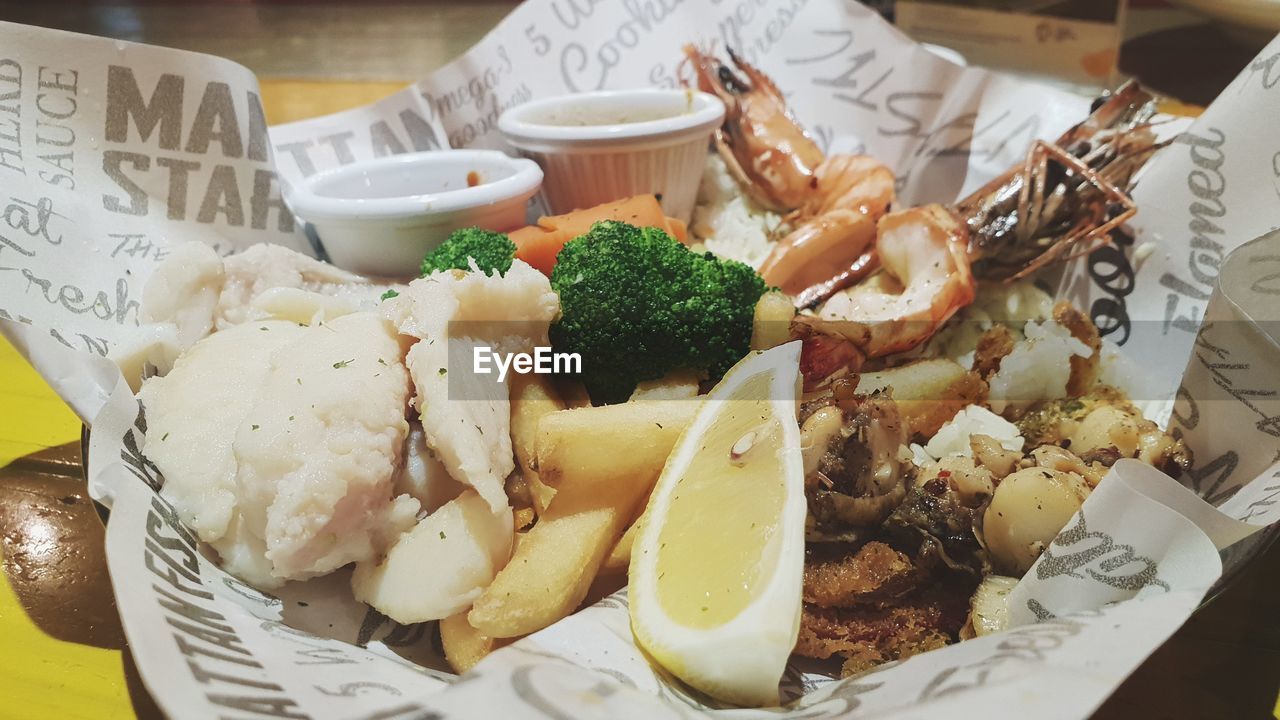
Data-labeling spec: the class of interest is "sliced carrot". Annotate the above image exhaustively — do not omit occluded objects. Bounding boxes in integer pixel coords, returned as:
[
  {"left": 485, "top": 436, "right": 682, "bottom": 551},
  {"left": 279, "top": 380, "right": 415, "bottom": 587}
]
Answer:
[
  {"left": 512, "top": 195, "right": 689, "bottom": 276},
  {"left": 510, "top": 227, "right": 570, "bottom": 276},
  {"left": 664, "top": 216, "right": 689, "bottom": 244}
]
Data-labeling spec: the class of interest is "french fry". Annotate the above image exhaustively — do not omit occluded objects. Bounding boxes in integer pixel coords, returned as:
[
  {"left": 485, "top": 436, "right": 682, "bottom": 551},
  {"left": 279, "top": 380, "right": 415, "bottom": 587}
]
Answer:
[
  {"left": 466, "top": 467, "right": 648, "bottom": 637},
  {"left": 628, "top": 370, "right": 701, "bottom": 401},
  {"left": 509, "top": 374, "right": 565, "bottom": 513},
  {"left": 467, "top": 400, "right": 697, "bottom": 638},
  {"left": 599, "top": 516, "right": 639, "bottom": 576},
  {"left": 750, "top": 290, "right": 797, "bottom": 351},
  {"left": 439, "top": 612, "right": 514, "bottom": 674},
  {"left": 535, "top": 400, "right": 698, "bottom": 489},
  {"left": 858, "top": 359, "right": 987, "bottom": 438}
]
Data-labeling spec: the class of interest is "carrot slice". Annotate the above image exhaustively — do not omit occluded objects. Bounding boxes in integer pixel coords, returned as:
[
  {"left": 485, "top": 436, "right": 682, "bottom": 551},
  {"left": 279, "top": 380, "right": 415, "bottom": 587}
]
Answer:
[
  {"left": 512, "top": 195, "right": 689, "bottom": 276},
  {"left": 510, "top": 227, "right": 570, "bottom": 276}
]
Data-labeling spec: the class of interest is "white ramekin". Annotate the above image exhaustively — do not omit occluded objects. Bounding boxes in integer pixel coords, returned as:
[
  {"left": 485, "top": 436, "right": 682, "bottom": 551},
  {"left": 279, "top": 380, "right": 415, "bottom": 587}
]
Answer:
[
  {"left": 288, "top": 150, "right": 543, "bottom": 276},
  {"left": 498, "top": 89, "right": 725, "bottom": 224}
]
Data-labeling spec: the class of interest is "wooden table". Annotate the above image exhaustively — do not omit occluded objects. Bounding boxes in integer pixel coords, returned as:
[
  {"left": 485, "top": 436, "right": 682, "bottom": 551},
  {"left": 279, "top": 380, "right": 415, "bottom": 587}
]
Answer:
[{"left": 1, "top": 3, "right": 1278, "bottom": 718}]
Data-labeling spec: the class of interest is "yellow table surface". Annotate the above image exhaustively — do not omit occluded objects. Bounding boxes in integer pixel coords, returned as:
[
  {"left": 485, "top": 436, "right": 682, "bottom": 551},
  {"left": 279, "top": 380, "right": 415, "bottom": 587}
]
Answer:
[{"left": 1, "top": 80, "right": 1277, "bottom": 720}]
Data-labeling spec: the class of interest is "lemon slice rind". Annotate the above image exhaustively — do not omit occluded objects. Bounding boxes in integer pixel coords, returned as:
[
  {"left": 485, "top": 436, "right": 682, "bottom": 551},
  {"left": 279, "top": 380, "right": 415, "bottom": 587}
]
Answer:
[{"left": 629, "top": 341, "right": 806, "bottom": 707}]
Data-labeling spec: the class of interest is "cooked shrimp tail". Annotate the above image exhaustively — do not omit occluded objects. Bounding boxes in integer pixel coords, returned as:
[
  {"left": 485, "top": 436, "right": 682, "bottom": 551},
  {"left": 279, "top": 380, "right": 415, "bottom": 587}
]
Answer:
[{"left": 817, "top": 205, "right": 975, "bottom": 358}]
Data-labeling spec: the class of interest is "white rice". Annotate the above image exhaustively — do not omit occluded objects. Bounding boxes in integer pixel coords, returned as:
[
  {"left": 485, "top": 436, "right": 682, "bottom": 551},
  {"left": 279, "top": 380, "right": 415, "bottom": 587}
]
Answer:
[
  {"left": 925, "top": 280, "right": 1056, "bottom": 365},
  {"left": 690, "top": 154, "right": 783, "bottom": 268},
  {"left": 910, "top": 404, "right": 1025, "bottom": 466},
  {"left": 987, "top": 318, "right": 1093, "bottom": 414}
]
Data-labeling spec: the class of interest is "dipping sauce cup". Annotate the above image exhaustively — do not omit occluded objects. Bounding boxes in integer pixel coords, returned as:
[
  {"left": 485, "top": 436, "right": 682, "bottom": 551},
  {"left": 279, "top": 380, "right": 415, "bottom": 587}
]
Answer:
[
  {"left": 288, "top": 149, "right": 542, "bottom": 276},
  {"left": 498, "top": 89, "right": 725, "bottom": 223}
]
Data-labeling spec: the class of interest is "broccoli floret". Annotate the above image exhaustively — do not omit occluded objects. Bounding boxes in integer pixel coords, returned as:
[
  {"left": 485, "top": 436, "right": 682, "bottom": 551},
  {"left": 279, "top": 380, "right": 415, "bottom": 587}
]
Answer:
[
  {"left": 420, "top": 227, "right": 515, "bottom": 276},
  {"left": 549, "top": 220, "right": 768, "bottom": 404}
]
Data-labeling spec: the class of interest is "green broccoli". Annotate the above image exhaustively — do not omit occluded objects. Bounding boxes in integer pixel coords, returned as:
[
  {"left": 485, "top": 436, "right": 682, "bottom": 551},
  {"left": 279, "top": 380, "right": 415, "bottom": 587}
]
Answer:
[
  {"left": 420, "top": 227, "right": 516, "bottom": 277},
  {"left": 549, "top": 220, "right": 768, "bottom": 404}
]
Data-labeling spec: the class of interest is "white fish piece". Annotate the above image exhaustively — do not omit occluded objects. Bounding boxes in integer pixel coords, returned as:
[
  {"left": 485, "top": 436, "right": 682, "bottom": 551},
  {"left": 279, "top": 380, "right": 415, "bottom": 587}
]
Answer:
[
  {"left": 217, "top": 244, "right": 390, "bottom": 329},
  {"left": 118, "top": 242, "right": 404, "bottom": 387},
  {"left": 113, "top": 242, "right": 228, "bottom": 388},
  {"left": 382, "top": 260, "right": 560, "bottom": 513},
  {"left": 234, "top": 311, "right": 420, "bottom": 583},
  {"left": 351, "top": 489, "right": 514, "bottom": 624},
  {"left": 140, "top": 241, "right": 225, "bottom": 349},
  {"left": 215, "top": 514, "right": 278, "bottom": 589},
  {"left": 910, "top": 404, "right": 1025, "bottom": 465},
  {"left": 139, "top": 320, "right": 309, "bottom": 549},
  {"left": 110, "top": 322, "right": 183, "bottom": 394}
]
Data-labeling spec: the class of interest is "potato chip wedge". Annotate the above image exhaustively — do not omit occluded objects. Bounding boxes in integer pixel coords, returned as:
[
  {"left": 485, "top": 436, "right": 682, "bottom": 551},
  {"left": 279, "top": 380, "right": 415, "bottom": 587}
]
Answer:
[
  {"left": 858, "top": 359, "right": 986, "bottom": 437},
  {"left": 535, "top": 400, "right": 698, "bottom": 489},
  {"left": 440, "top": 612, "right": 513, "bottom": 674},
  {"left": 467, "top": 400, "right": 698, "bottom": 637}
]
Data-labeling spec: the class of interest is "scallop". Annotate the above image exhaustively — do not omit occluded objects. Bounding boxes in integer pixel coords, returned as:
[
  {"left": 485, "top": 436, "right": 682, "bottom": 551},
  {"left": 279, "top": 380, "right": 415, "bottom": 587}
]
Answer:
[
  {"left": 982, "top": 467, "right": 1091, "bottom": 575},
  {"left": 1070, "top": 405, "right": 1139, "bottom": 458},
  {"left": 964, "top": 574, "right": 1019, "bottom": 638}
]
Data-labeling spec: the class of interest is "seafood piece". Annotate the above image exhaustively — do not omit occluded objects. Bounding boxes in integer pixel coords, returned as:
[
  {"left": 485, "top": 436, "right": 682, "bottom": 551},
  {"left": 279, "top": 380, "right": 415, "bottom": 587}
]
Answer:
[
  {"left": 381, "top": 259, "right": 560, "bottom": 513},
  {"left": 683, "top": 45, "right": 824, "bottom": 212},
  {"left": 805, "top": 86, "right": 1158, "bottom": 360},
  {"left": 959, "top": 83, "right": 1161, "bottom": 281},
  {"left": 795, "top": 575, "right": 975, "bottom": 677},
  {"left": 352, "top": 489, "right": 513, "bottom": 624},
  {"left": 140, "top": 320, "right": 310, "bottom": 553},
  {"left": 689, "top": 46, "right": 1161, "bottom": 366},
  {"left": 684, "top": 46, "right": 896, "bottom": 299},
  {"left": 960, "top": 574, "right": 1017, "bottom": 639},
  {"left": 141, "top": 312, "right": 421, "bottom": 589},
  {"left": 1015, "top": 385, "right": 1192, "bottom": 476},
  {"left": 117, "top": 242, "right": 398, "bottom": 387},
  {"left": 800, "top": 381, "right": 913, "bottom": 538},
  {"left": 883, "top": 464, "right": 989, "bottom": 574},
  {"left": 803, "top": 541, "right": 928, "bottom": 608},
  {"left": 758, "top": 209, "right": 879, "bottom": 303},
  {"left": 814, "top": 205, "right": 976, "bottom": 358},
  {"left": 217, "top": 243, "right": 389, "bottom": 329},
  {"left": 140, "top": 241, "right": 225, "bottom": 350},
  {"left": 233, "top": 312, "right": 420, "bottom": 584},
  {"left": 982, "top": 466, "right": 1092, "bottom": 575}
]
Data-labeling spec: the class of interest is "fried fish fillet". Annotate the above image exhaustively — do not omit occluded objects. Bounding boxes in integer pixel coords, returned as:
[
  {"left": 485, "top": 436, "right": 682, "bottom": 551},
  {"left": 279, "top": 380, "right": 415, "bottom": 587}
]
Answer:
[
  {"left": 802, "top": 541, "right": 927, "bottom": 608},
  {"left": 795, "top": 577, "right": 975, "bottom": 677}
]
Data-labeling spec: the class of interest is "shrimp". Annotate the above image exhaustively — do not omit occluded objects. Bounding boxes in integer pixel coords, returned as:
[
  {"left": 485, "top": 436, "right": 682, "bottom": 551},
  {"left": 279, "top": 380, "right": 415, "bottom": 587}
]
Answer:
[
  {"left": 684, "top": 46, "right": 895, "bottom": 300},
  {"left": 808, "top": 84, "right": 1159, "bottom": 363},
  {"left": 686, "top": 44, "right": 1161, "bottom": 370},
  {"left": 806, "top": 205, "right": 975, "bottom": 358},
  {"left": 683, "top": 44, "right": 824, "bottom": 212}
]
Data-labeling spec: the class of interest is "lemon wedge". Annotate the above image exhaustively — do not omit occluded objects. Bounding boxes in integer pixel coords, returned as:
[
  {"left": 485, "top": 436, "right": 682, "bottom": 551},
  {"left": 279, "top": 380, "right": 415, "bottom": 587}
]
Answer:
[{"left": 629, "top": 341, "right": 805, "bottom": 707}]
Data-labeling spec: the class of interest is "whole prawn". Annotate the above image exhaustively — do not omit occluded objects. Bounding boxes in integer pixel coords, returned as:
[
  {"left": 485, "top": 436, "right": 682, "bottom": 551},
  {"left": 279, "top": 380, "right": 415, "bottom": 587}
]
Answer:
[
  {"left": 683, "top": 46, "right": 895, "bottom": 304},
  {"left": 686, "top": 46, "right": 1162, "bottom": 373}
]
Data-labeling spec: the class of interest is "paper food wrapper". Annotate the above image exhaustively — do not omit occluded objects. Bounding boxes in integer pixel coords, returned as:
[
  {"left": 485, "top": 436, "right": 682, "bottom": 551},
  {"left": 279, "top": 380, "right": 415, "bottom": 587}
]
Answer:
[{"left": 2, "top": 3, "right": 1279, "bottom": 718}]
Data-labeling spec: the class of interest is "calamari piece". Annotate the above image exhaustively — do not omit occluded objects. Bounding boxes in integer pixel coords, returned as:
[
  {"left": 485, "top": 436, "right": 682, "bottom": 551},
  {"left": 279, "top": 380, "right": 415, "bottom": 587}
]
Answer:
[
  {"left": 382, "top": 260, "right": 560, "bottom": 512},
  {"left": 352, "top": 489, "right": 513, "bottom": 624},
  {"left": 217, "top": 243, "right": 395, "bottom": 328},
  {"left": 139, "top": 320, "right": 309, "bottom": 548},
  {"left": 233, "top": 312, "right": 419, "bottom": 583}
]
